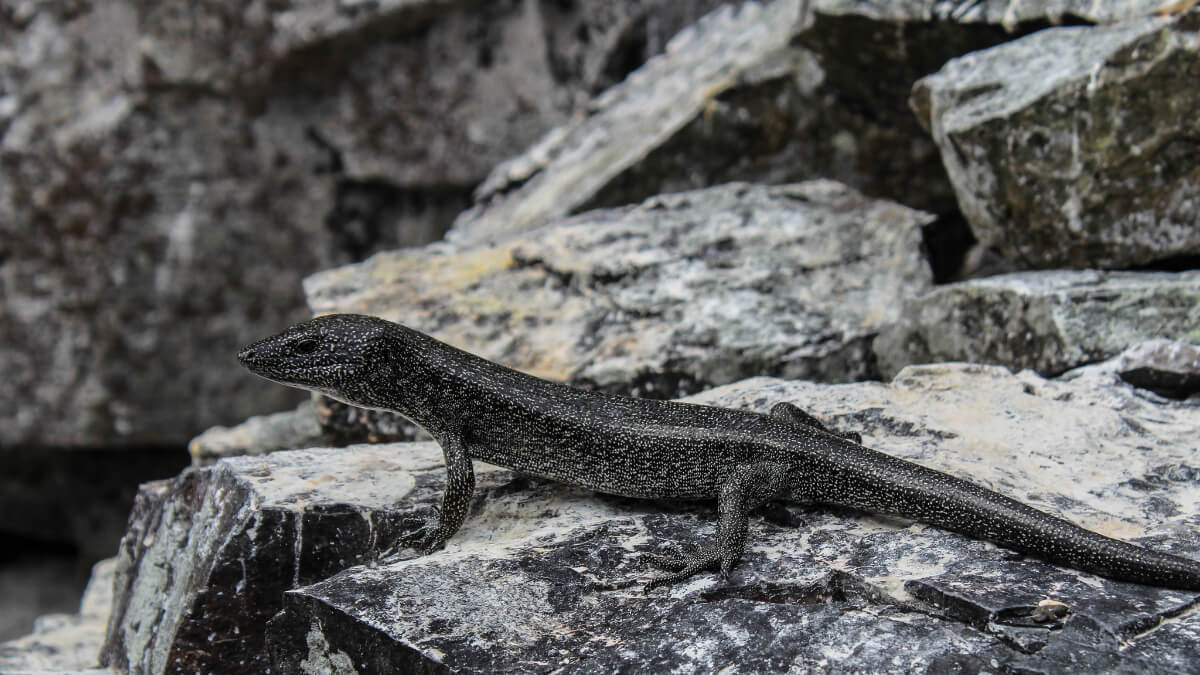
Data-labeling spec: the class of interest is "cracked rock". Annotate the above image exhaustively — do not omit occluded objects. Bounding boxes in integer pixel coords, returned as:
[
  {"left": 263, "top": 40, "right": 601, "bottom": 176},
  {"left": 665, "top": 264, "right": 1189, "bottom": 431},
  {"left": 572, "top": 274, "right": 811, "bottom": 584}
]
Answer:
[
  {"left": 874, "top": 269, "right": 1200, "bottom": 379},
  {"left": 307, "top": 181, "right": 934, "bottom": 397},
  {"left": 912, "top": 12, "right": 1200, "bottom": 269},
  {"left": 0, "top": 0, "right": 720, "bottom": 448},
  {"left": 100, "top": 360, "right": 1200, "bottom": 671}
]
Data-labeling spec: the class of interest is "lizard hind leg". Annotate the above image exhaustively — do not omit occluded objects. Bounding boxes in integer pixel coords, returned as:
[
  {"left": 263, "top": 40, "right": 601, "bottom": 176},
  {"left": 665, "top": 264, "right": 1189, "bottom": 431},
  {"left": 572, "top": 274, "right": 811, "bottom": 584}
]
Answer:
[
  {"left": 643, "top": 462, "right": 788, "bottom": 592},
  {"left": 770, "top": 402, "right": 862, "bottom": 445}
]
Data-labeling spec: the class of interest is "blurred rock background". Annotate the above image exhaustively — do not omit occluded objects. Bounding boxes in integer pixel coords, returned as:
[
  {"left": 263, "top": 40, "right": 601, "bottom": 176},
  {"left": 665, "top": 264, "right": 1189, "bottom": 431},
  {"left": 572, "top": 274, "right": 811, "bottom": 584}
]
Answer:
[{"left": 2, "top": 0, "right": 1198, "bottom": 670}]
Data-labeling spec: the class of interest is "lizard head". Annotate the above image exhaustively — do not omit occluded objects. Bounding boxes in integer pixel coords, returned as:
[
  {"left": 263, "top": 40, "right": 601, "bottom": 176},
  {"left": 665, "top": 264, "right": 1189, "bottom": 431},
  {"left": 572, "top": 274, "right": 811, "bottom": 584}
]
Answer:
[{"left": 237, "top": 313, "right": 402, "bottom": 409}]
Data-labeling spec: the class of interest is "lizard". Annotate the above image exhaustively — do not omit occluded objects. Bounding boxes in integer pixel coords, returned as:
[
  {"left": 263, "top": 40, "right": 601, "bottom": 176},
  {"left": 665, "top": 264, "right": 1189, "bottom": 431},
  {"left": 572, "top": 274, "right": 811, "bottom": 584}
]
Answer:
[{"left": 237, "top": 313, "right": 1200, "bottom": 591}]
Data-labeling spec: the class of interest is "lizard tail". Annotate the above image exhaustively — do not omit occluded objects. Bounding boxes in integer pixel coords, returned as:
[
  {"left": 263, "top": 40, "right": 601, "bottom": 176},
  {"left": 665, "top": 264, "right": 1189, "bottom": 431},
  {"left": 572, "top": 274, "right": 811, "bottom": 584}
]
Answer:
[{"left": 829, "top": 447, "right": 1200, "bottom": 591}]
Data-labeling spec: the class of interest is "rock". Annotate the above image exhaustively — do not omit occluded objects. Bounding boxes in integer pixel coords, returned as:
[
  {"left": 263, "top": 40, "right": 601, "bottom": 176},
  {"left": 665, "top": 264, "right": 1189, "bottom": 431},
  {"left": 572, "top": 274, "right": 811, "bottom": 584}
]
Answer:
[
  {"left": 450, "top": 0, "right": 1175, "bottom": 269},
  {"left": 0, "top": 558, "right": 115, "bottom": 673},
  {"left": 188, "top": 400, "right": 323, "bottom": 467},
  {"left": 808, "top": 0, "right": 1164, "bottom": 28},
  {"left": 912, "top": 12, "right": 1200, "bottom": 269},
  {"left": 1108, "top": 340, "right": 1200, "bottom": 399},
  {"left": 100, "top": 444, "right": 442, "bottom": 674},
  {"left": 101, "top": 361, "right": 1200, "bottom": 670},
  {"left": 451, "top": 0, "right": 807, "bottom": 242},
  {"left": 312, "top": 396, "right": 429, "bottom": 446},
  {"left": 188, "top": 397, "right": 430, "bottom": 467},
  {"left": 0, "top": 0, "right": 721, "bottom": 448},
  {"left": 875, "top": 270, "right": 1200, "bottom": 379},
  {"left": 308, "top": 181, "right": 934, "bottom": 396}
]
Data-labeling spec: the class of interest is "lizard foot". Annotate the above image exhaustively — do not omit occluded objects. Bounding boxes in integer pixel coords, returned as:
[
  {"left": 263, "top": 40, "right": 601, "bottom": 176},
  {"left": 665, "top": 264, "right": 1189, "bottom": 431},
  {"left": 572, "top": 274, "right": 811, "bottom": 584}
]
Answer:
[
  {"left": 381, "top": 509, "right": 448, "bottom": 559},
  {"left": 642, "top": 545, "right": 721, "bottom": 593}
]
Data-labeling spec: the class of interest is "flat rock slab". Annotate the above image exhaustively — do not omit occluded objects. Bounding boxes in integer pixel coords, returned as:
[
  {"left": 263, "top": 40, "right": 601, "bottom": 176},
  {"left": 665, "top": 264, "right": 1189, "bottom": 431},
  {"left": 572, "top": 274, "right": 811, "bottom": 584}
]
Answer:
[
  {"left": 875, "top": 269, "right": 1200, "bottom": 378},
  {"left": 912, "top": 12, "right": 1200, "bottom": 268},
  {"left": 308, "top": 181, "right": 933, "bottom": 397},
  {"left": 104, "top": 357, "right": 1200, "bottom": 672}
]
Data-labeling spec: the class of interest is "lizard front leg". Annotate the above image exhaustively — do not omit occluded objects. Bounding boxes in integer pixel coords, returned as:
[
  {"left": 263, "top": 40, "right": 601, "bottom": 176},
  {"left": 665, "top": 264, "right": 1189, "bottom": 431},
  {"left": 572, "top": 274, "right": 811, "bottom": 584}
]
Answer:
[
  {"left": 394, "top": 432, "right": 475, "bottom": 555},
  {"left": 644, "top": 462, "right": 788, "bottom": 591}
]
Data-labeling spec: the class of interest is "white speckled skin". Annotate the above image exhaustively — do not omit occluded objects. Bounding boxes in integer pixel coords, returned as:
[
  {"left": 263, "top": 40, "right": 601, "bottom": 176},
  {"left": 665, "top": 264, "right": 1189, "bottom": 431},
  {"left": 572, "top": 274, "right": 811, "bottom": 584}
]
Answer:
[{"left": 239, "top": 314, "right": 1200, "bottom": 590}]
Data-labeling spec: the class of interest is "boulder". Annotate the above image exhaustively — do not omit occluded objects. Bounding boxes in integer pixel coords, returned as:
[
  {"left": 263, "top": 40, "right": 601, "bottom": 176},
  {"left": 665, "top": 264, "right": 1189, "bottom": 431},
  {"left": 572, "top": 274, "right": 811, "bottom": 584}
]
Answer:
[
  {"left": 188, "top": 400, "right": 323, "bottom": 467},
  {"left": 101, "top": 360, "right": 1200, "bottom": 671},
  {"left": 0, "top": 0, "right": 720, "bottom": 448},
  {"left": 875, "top": 269, "right": 1200, "bottom": 378},
  {"left": 912, "top": 12, "right": 1200, "bottom": 269},
  {"left": 451, "top": 0, "right": 807, "bottom": 242},
  {"left": 1110, "top": 340, "right": 1200, "bottom": 399},
  {"left": 308, "top": 181, "right": 934, "bottom": 396}
]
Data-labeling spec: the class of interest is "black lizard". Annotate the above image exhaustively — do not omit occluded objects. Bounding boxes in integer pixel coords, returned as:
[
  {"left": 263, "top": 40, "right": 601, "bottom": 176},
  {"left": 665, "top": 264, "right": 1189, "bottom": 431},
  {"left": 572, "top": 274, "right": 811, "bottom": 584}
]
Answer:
[{"left": 238, "top": 314, "right": 1200, "bottom": 591}]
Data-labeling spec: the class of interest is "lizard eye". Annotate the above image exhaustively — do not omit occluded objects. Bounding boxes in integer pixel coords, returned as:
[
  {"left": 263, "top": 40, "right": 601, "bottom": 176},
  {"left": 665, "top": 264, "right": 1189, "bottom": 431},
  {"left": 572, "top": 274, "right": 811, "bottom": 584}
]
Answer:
[{"left": 293, "top": 337, "right": 319, "bottom": 355}]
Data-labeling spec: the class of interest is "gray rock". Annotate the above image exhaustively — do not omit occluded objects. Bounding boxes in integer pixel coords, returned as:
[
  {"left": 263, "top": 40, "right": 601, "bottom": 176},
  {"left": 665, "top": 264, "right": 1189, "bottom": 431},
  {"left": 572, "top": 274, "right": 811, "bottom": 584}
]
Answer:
[
  {"left": 0, "top": 558, "right": 115, "bottom": 673},
  {"left": 1111, "top": 340, "right": 1200, "bottom": 399},
  {"left": 809, "top": 0, "right": 1165, "bottom": 27},
  {"left": 100, "top": 445, "right": 439, "bottom": 673},
  {"left": 187, "top": 396, "right": 431, "bottom": 467},
  {"left": 101, "top": 361, "right": 1200, "bottom": 671},
  {"left": 188, "top": 400, "right": 323, "bottom": 467},
  {"left": 875, "top": 270, "right": 1200, "bottom": 379},
  {"left": 912, "top": 13, "right": 1200, "bottom": 269},
  {"left": 450, "top": 0, "right": 1175, "bottom": 267},
  {"left": 451, "top": 0, "right": 807, "bottom": 242},
  {"left": 309, "top": 181, "right": 934, "bottom": 395},
  {"left": 0, "top": 0, "right": 721, "bottom": 448}
]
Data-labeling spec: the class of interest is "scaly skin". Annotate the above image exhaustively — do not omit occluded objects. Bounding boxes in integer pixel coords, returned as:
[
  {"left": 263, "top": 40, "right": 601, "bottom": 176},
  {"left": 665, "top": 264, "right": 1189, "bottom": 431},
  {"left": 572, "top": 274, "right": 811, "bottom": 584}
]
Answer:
[{"left": 238, "top": 314, "right": 1200, "bottom": 591}]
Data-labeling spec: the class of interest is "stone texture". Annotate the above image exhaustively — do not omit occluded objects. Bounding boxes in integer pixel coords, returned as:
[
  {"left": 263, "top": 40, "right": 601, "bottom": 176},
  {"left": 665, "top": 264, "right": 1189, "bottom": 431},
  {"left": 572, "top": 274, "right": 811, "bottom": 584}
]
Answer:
[
  {"left": 450, "top": 0, "right": 1178, "bottom": 275},
  {"left": 0, "top": 558, "right": 114, "bottom": 673},
  {"left": 0, "top": 0, "right": 721, "bottom": 448},
  {"left": 1110, "top": 339, "right": 1200, "bottom": 399},
  {"left": 875, "top": 270, "right": 1200, "bottom": 379},
  {"left": 188, "top": 397, "right": 429, "bottom": 466},
  {"left": 100, "top": 444, "right": 440, "bottom": 674},
  {"left": 912, "top": 12, "right": 1200, "bottom": 269},
  {"left": 451, "top": 0, "right": 807, "bottom": 242},
  {"left": 188, "top": 400, "right": 323, "bottom": 467},
  {"left": 309, "top": 181, "right": 934, "bottom": 396},
  {"left": 809, "top": 0, "right": 1165, "bottom": 27},
  {"left": 100, "top": 360, "right": 1200, "bottom": 671}
]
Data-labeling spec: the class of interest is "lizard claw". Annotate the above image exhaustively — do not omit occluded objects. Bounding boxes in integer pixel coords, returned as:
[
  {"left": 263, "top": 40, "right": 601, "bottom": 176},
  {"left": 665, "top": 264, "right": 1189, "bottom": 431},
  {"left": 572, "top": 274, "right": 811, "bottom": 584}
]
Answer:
[
  {"left": 381, "top": 509, "right": 448, "bottom": 559},
  {"left": 641, "top": 545, "right": 721, "bottom": 593}
]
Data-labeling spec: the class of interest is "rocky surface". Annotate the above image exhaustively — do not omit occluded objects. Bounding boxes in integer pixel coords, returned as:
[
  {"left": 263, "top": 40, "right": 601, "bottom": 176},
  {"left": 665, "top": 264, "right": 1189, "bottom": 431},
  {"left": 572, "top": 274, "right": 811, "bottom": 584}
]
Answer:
[
  {"left": 0, "top": 0, "right": 721, "bottom": 448},
  {"left": 188, "top": 397, "right": 428, "bottom": 466},
  {"left": 0, "top": 558, "right": 114, "bottom": 673},
  {"left": 1112, "top": 340, "right": 1200, "bottom": 399},
  {"left": 809, "top": 0, "right": 1165, "bottom": 26},
  {"left": 875, "top": 269, "right": 1200, "bottom": 378},
  {"left": 188, "top": 400, "right": 323, "bottom": 466},
  {"left": 913, "top": 12, "right": 1200, "bottom": 269},
  {"left": 309, "top": 181, "right": 933, "bottom": 395},
  {"left": 100, "top": 444, "right": 431, "bottom": 673},
  {"left": 451, "top": 0, "right": 806, "bottom": 242},
  {"left": 99, "top": 358, "right": 1200, "bottom": 672}
]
